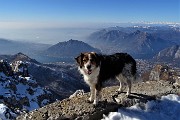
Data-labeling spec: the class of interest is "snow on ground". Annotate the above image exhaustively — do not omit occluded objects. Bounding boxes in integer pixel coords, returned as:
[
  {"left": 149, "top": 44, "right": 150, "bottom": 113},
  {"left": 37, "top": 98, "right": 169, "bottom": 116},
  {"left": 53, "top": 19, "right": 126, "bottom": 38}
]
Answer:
[
  {"left": 102, "top": 94, "right": 180, "bottom": 120},
  {"left": 0, "top": 71, "right": 53, "bottom": 119},
  {"left": 0, "top": 104, "right": 16, "bottom": 120},
  {"left": 0, "top": 104, "right": 9, "bottom": 120}
]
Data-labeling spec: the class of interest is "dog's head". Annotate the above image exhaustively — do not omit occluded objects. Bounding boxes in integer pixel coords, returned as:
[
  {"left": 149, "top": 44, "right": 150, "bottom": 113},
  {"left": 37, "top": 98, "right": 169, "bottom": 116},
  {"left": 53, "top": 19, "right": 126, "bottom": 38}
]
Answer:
[{"left": 75, "top": 52, "right": 100, "bottom": 75}]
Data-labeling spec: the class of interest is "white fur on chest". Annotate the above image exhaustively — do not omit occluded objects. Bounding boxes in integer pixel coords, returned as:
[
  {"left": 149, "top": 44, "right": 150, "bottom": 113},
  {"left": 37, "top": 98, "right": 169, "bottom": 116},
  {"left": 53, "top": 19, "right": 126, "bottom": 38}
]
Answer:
[{"left": 79, "top": 66, "right": 100, "bottom": 87}]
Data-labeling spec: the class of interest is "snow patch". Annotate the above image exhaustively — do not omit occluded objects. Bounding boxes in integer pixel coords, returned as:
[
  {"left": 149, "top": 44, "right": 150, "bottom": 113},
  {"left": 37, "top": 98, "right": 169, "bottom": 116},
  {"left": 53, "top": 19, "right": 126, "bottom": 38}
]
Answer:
[
  {"left": 0, "top": 104, "right": 16, "bottom": 120},
  {"left": 102, "top": 94, "right": 180, "bottom": 120}
]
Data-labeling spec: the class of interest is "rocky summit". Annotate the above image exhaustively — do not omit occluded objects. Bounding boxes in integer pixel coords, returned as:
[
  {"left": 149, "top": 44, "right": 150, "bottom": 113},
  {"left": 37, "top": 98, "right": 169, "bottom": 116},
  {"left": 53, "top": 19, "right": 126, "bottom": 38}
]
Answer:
[{"left": 16, "top": 80, "right": 179, "bottom": 120}]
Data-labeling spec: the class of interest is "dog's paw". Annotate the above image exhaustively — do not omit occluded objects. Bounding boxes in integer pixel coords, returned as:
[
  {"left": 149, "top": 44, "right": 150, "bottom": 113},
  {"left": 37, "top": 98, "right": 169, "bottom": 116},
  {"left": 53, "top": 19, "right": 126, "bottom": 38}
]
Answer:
[
  {"left": 92, "top": 102, "right": 100, "bottom": 108},
  {"left": 88, "top": 97, "right": 93, "bottom": 102},
  {"left": 126, "top": 93, "right": 130, "bottom": 98},
  {"left": 93, "top": 104, "right": 97, "bottom": 108},
  {"left": 112, "top": 94, "right": 119, "bottom": 103},
  {"left": 117, "top": 88, "right": 123, "bottom": 92},
  {"left": 86, "top": 97, "right": 94, "bottom": 103},
  {"left": 115, "top": 90, "right": 122, "bottom": 94},
  {"left": 93, "top": 100, "right": 98, "bottom": 105},
  {"left": 86, "top": 99, "right": 93, "bottom": 103}
]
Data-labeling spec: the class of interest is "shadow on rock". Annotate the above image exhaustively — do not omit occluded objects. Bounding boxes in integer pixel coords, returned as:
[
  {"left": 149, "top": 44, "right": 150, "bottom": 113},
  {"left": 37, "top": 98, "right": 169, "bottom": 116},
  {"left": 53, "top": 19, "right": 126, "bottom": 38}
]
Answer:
[{"left": 112, "top": 92, "right": 156, "bottom": 107}]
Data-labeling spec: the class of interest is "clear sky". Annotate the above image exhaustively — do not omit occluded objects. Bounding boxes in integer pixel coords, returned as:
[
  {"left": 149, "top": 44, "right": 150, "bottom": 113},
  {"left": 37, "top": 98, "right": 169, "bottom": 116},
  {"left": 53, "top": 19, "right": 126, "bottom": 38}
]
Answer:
[{"left": 0, "top": 0, "right": 179, "bottom": 43}]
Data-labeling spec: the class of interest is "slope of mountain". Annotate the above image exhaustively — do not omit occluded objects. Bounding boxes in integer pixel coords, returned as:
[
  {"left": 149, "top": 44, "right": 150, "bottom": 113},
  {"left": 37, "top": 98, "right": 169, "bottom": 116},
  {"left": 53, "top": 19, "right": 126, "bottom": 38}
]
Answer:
[
  {"left": 0, "top": 53, "right": 88, "bottom": 100},
  {"left": 0, "top": 52, "right": 39, "bottom": 64},
  {"left": 0, "top": 38, "right": 51, "bottom": 56},
  {"left": 28, "top": 62, "right": 88, "bottom": 99},
  {"left": 0, "top": 60, "right": 55, "bottom": 119},
  {"left": 153, "top": 45, "right": 180, "bottom": 66},
  {"left": 40, "top": 39, "right": 100, "bottom": 62},
  {"left": 152, "top": 29, "right": 180, "bottom": 43},
  {"left": 87, "top": 30, "right": 174, "bottom": 58}
]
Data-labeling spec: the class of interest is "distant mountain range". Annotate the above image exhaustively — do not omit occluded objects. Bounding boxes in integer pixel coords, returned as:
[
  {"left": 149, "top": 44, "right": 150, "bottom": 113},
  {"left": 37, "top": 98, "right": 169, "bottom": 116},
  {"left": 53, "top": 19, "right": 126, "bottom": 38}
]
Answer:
[
  {"left": 87, "top": 29, "right": 176, "bottom": 58},
  {"left": 0, "top": 38, "right": 100, "bottom": 63},
  {"left": 97, "top": 25, "right": 180, "bottom": 43},
  {"left": 0, "top": 38, "right": 51, "bottom": 57},
  {"left": 153, "top": 45, "right": 180, "bottom": 66},
  {"left": 0, "top": 25, "right": 179, "bottom": 61}
]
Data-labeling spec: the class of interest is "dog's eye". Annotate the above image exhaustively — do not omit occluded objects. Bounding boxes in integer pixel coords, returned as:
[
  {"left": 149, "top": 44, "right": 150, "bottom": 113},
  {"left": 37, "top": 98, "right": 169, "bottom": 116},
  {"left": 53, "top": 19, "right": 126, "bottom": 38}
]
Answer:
[
  {"left": 90, "top": 59, "right": 95, "bottom": 62},
  {"left": 83, "top": 59, "right": 87, "bottom": 62}
]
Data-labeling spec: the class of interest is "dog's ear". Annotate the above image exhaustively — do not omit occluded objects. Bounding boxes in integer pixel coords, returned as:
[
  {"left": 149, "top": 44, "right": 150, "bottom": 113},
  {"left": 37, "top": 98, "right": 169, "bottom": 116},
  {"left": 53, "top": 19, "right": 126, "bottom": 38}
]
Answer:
[
  {"left": 75, "top": 53, "right": 84, "bottom": 68},
  {"left": 91, "top": 52, "right": 101, "bottom": 67}
]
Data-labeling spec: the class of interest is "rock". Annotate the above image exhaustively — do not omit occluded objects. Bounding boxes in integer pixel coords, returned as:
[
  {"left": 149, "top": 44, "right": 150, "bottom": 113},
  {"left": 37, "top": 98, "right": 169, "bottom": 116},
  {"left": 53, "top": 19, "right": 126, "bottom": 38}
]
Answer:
[
  {"left": 69, "top": 90, "right": 84, "bottom": 99},
  {"left": 149, "top": 64, "right": 180, "bottom": 83},
  {"left": 16, "top": 80, "right": 179, "bottom": 120},
  {"left": 149, "top": 64, "right": 162, "bottom": 81},
  {"left": 173, "top": 76, "right": 180, "bottom": 87},
  {"left": 13, "top": 61, "right": 29, "bottom": 77}
]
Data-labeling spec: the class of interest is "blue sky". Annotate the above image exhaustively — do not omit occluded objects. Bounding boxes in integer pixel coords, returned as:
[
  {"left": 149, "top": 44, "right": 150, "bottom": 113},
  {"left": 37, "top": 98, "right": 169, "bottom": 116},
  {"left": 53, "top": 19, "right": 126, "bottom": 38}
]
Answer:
[
  {"left": 0, "top": 0, "right": 179, "bottom": 25},
  {"left": 0, "top": 0, "right": 179, "bottom": 43}
]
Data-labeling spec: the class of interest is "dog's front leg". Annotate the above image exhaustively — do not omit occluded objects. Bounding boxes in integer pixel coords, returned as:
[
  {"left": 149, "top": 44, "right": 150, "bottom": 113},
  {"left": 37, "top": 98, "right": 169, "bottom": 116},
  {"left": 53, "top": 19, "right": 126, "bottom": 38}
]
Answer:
[
  {"left": 93, "top": 88, "right": 99, "bottom": 105},
  {"left": 89, "top": 86, "right": 95, "bottom": 102},
  {"left": 93, "top": 83, "right": 102, "bottom": 105}
]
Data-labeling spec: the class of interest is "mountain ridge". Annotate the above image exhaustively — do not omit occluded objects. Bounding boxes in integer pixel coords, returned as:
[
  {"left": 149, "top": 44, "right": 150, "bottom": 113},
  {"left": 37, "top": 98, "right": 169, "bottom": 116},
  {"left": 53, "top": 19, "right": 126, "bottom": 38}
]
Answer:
[
  {"left": 0, "top": 52, "right": 40, "bottom": 64},
  {"left": 38, "top": 39, "right": 100, "bottom": 62},
  {"left": 0, "top": 38, "right": 51, "bottom": 57},
  {"left": 87, "top": 29, "right": 174, "bottom": 58},
  {"left": 153, "top": 45, "right": 180, "bottom": 66}
]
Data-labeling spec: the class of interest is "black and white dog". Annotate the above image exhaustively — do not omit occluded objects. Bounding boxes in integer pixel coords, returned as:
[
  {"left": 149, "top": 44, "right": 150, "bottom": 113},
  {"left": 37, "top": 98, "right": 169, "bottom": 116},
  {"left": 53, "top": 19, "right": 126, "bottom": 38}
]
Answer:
[{"left": 75, "top": 52, "right": 136, "bottom": 105}]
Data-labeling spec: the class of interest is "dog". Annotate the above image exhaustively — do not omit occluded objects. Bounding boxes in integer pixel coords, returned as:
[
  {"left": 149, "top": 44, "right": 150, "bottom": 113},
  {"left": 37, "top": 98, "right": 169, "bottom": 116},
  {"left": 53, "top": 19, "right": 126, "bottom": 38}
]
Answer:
[{"left": 75, "top": 52, "right": 136, "bottom": 105}]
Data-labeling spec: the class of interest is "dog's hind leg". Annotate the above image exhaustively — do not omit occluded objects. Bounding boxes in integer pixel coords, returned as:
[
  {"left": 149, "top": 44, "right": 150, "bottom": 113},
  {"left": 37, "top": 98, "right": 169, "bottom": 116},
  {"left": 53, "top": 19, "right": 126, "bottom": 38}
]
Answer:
[
  {"left": 126, "top": 75, "right": 136, "bottom": 96},
  {"left": 116, "top": 74, "right": 124, "bottom": 93},
  {"left": 118, "top": 80, "right": 123, "bottom": 92},
  {"left": 126, "top": 79, "right": 131, "bottom": 96}
]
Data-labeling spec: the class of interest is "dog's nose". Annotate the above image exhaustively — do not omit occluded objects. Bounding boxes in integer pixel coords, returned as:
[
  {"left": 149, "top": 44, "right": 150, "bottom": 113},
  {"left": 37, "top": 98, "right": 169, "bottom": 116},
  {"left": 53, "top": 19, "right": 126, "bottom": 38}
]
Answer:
[{"left": 87, "top": 65, "right": 91, "bottom": 69}]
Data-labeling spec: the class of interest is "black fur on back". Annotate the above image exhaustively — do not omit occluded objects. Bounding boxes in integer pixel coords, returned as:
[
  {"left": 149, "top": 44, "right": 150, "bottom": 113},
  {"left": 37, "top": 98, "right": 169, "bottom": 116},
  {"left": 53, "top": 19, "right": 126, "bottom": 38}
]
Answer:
[{"left": 96, "top": 53, "right": 136, "bottom": 90}]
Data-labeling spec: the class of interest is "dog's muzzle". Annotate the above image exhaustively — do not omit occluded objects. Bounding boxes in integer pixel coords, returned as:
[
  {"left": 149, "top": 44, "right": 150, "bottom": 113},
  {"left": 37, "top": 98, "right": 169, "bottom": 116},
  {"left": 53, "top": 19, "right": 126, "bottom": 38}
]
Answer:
[
  {"left": 87, "top": 69, "right": 92, "bottom": 75},
  {"left": 86, "top": 65, "right": 92, "bottom": 75}
]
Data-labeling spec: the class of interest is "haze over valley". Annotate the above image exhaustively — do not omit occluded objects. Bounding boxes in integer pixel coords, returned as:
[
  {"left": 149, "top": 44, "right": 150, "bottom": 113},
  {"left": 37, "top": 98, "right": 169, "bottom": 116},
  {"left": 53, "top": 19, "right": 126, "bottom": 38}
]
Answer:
[{"left": 0, "top": 24, "right": 179, "bottom": 63}]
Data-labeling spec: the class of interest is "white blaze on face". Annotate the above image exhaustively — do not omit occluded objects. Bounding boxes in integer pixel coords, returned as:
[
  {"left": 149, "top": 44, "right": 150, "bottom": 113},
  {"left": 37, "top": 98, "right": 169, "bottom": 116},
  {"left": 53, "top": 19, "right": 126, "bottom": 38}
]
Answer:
[
  {"left": 83, "top": 54, "right": 92, "bottom": 75},
  {"left": 84, "top": 54, "right": 91, "bottom": 70},
  {"left": 82, "top": 53, "right": 97, "bottom": 75}
]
